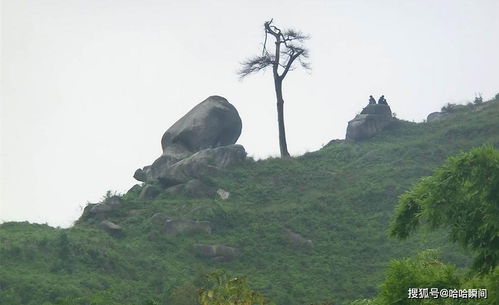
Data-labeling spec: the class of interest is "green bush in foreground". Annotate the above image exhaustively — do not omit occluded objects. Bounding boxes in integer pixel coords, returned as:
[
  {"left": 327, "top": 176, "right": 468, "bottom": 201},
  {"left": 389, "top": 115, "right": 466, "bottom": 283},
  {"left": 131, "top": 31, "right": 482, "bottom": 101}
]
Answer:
[
  {"left": 350, "top": 251, "right": 499, "bottom": 305},
  {"left": 389, "top": 145, "right": 499, "bottom": 273}
]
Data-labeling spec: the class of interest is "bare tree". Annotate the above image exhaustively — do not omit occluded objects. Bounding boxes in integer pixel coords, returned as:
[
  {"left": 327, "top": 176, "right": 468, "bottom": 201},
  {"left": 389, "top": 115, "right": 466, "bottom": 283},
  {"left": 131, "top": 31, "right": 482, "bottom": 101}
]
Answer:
[{"left": 239, "top": 19, "right": 310, "bottom": 157}]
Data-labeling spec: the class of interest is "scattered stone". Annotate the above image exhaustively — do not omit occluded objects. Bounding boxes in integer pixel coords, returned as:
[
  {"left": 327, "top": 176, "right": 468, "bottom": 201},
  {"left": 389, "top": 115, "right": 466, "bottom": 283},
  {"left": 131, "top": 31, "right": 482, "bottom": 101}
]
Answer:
[
  {"left": 163, "top": 220, "right": 212, "bottom": 235},
  {"left": 346, "top": 104, "right": 395, "bottom": 141},
  {"left": 216, "top": 189, "right": 230, "bottom": 200},
  {"left": 138, "top": 184, "right": 161, "bottom": 200},
  {"left": 150, "top": 213, "right": 171, "bottom": 225},
  {"left": 99, "top": 220, "right": 123, "bottom": 235},
  {"left": 283, "top": 228, "right": 313, "bottom": 249},
  {"left": 193, "top": 244, "right": 239, "bottom": 261}
]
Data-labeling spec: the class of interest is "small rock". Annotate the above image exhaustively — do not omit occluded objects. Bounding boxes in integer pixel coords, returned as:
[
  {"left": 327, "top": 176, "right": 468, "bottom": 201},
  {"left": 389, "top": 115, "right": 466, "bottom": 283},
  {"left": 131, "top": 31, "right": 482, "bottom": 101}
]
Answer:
[
  {"left": 163, "top": 220, "right": 212, "bottom": 235},
  {"left": 150, "top": 213, "right": 171, "bottom": 225},
  {"left": 99, "top": 220, "right": 123, "bottom": 235},
  {"left": 216, "top": 189, "right": 230, "bottom": 200},
  {"left": 139, "top": 184, "right": 161, "bottom": 200}
]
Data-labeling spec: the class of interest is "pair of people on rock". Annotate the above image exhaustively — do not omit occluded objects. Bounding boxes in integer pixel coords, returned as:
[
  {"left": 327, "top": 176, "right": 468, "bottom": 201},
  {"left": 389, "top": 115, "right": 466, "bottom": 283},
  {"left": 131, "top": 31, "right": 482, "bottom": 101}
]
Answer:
[{"left": 369, "top": 95, "right": 388, "bottom": 105}]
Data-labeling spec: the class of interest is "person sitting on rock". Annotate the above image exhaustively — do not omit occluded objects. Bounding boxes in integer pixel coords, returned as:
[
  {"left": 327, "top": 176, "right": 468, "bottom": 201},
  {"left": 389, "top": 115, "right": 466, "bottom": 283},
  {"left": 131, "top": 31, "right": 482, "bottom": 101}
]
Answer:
[
  {"left": 369, "top": 95, "right": 376, "bottom": 105},
  {"left": 378, "top": 95, "right": 388, "bottom": 105}
]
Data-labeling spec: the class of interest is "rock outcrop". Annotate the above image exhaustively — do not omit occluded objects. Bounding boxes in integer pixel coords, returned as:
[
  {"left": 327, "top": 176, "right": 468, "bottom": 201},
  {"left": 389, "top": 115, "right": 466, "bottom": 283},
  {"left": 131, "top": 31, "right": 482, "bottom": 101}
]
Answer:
[
  {"left": 426, "top": 111, "right": 447, "bottom": 122},
  {"left": 134, "top": 96, "right": 246, "bottom": 190},
  {"left": 346, "top": 104, "right": 395, "bottom": 141}
]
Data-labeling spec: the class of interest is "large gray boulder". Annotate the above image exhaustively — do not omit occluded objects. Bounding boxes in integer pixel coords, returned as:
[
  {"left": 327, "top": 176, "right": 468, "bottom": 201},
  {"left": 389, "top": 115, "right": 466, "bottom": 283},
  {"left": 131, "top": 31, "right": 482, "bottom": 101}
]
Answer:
[
  {"left": 346, "top": 104, "right": 395, "bottom": 141},
  {"left": 161, "top": 95, "right": 242, "bottom": 160},
  {"left": 134, "top": 96, "right": 245, "bottom": 184}
]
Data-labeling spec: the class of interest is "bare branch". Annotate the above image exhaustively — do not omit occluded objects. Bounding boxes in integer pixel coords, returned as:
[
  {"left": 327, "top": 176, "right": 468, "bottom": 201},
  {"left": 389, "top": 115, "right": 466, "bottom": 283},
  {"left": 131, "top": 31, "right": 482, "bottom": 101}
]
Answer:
[{"left": 280, "top": 49, "right": 303, "bottom": 80}]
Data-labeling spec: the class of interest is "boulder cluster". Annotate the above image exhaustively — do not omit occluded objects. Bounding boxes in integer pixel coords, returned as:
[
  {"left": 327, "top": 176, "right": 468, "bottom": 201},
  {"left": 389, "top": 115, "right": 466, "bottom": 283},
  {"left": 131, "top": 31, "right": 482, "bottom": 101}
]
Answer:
[
  {"left": 83, "top": 95, "right": 326, "bottom": 258},
  {"left": 133, "top": 95, "right": 246, "bottom": 199}
]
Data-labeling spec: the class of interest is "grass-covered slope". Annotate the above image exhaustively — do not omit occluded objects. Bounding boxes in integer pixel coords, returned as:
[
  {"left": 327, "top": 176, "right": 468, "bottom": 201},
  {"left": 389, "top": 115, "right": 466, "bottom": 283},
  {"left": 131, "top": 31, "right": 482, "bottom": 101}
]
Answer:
[{"left": 1, "top": 98, "right": 499, "bottom": 305}]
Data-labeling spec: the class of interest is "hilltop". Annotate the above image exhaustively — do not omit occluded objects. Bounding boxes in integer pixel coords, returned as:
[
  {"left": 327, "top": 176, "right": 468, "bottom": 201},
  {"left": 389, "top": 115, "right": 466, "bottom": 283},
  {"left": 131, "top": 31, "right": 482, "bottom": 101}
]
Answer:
[{"left": 1, "top": 95, "right": 498, "bottom": 305}]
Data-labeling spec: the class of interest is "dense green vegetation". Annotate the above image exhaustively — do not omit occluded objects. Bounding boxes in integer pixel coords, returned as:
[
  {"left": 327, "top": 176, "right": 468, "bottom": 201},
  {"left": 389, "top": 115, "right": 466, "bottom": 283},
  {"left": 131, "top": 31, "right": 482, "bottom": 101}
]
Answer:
[
  {"left": 351, "top": 250, "right": 499, "bottom": 305},
  {"left": 353, "top": 144, "right": 499, "bottom": 305},
  {"left": 390, "top": 145, "right": 499, "bottom": 273},
  {"left": 1, "top": 97, "right": 498, "bottom": 305}
]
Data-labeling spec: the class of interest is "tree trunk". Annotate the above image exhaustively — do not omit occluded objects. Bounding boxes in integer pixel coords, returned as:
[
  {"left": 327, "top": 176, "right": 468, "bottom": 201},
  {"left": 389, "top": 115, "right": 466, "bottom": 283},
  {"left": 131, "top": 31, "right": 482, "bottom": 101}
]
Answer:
[{"left": 274, "top": 79, "right": 290, "bottom": 157}]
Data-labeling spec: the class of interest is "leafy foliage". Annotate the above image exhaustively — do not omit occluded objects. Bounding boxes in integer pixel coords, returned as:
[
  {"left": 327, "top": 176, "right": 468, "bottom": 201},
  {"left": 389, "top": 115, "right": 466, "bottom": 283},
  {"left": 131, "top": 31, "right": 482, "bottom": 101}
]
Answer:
[
  {"left": 389, "top": 145, "right": 499, "bottom": 273},
  {"left": 199, "top": 270, "right": 270, "bottom": 305},
  {"left": 351, "top": 251, "right": 499, "bottom": 305}
]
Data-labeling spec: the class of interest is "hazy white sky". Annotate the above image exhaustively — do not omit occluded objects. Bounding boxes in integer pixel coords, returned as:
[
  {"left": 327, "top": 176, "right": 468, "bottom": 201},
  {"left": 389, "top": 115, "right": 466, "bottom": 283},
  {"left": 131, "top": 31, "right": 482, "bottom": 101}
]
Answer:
[{"left": 1, "top": 0, "right": 499, "bottom": 227}]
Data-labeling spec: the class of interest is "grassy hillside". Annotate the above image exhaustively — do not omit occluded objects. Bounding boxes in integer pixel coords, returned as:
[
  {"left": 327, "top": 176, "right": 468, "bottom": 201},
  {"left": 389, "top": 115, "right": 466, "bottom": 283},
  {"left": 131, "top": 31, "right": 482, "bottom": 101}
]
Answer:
[{"left": 1, "top": 97, "right": 499, "bottom": 305}]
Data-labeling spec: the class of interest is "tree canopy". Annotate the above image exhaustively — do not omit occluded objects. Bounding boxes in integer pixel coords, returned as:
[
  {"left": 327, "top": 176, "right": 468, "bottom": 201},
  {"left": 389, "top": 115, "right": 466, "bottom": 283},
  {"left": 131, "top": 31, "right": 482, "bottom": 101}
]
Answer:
[{"left": 389, "top": 145, "right": 499, "bottom": 273}]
